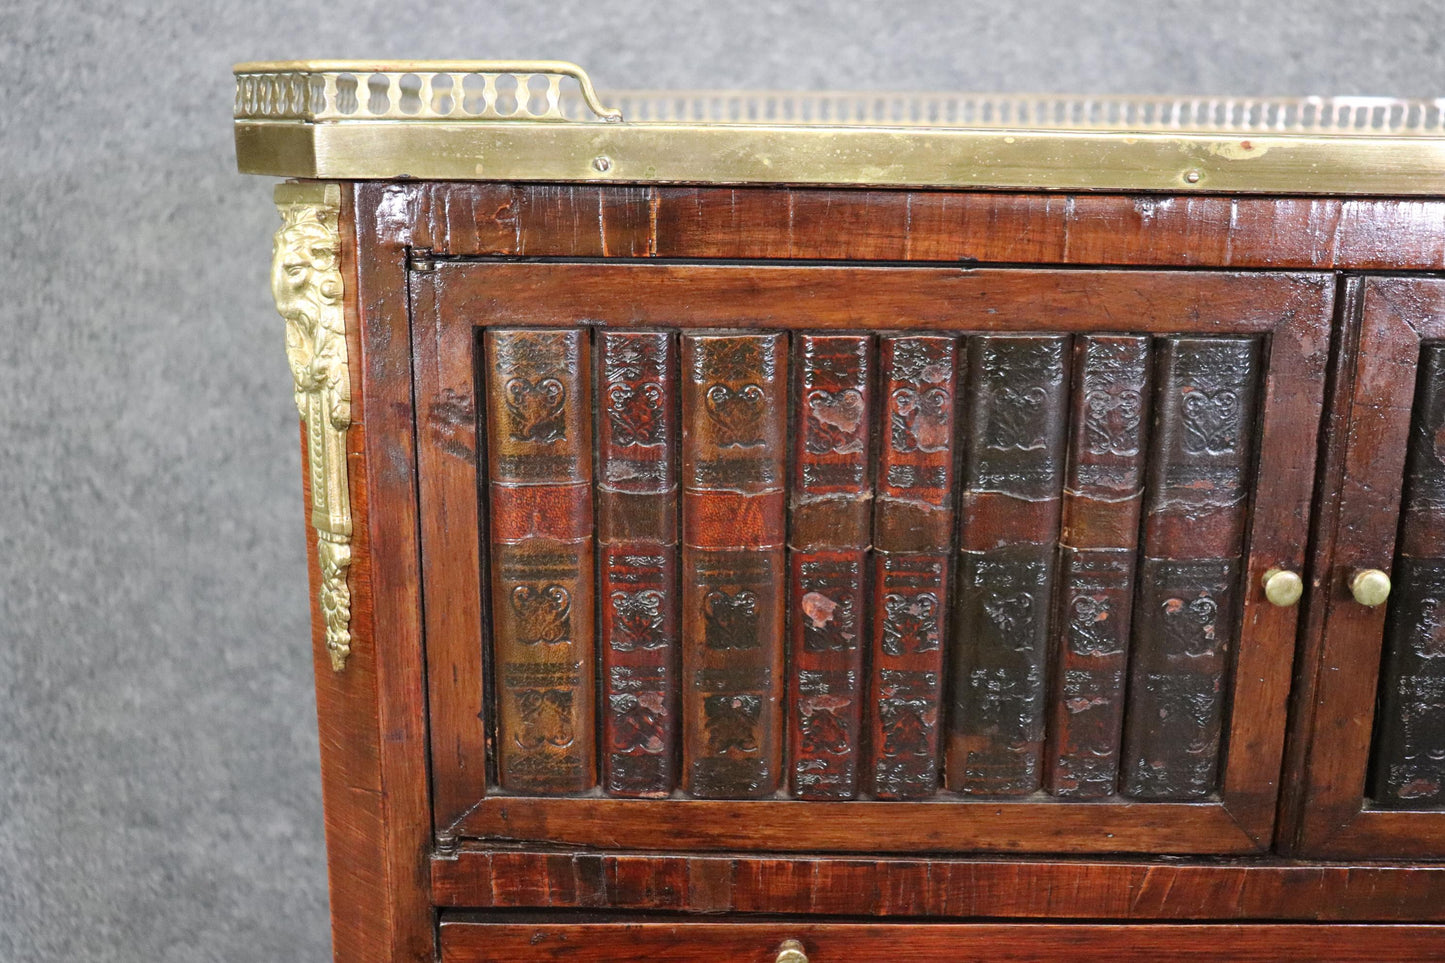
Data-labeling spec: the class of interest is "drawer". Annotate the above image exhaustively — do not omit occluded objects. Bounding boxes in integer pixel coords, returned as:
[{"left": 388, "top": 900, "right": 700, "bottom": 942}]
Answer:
[{"left": 438, "top": 920, "right": 1444, "bottom": 962}]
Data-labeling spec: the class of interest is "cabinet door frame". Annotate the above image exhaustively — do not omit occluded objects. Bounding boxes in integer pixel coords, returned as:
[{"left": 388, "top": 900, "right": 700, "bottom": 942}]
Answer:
[
  {"left": 413, "top": 261, "right": 1333, "bottom": 855},
  {"left": 1285, "top": 275, "right": 1445, "bottom": 858}
]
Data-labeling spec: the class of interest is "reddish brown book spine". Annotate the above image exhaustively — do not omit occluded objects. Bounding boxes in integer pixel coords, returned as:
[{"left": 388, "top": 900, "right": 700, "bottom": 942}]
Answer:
[
  {"left": 869, "top": 334, "right": 959, "bottom": 800},
  {"left": 1373, "top": 343, "right": 1445, "bottom": 806},
  {"left": 681, "top": 332, "right": 788, "bottom": 798},
  {"left": 596, "top": 331, "right": 680, "bottom": 797},
  {"left": 788, "top": 334, "right": 874, "bottom": 800},
  {"left": 947, "top": 335, "right": 1071, "bottom": 796},
  {"left": 484, "top": 328, "right": 596, "bottom": 795},
  {"left": 1045, "top": 335, "right": 1152, "bottom": 798},
  {"left": 1121, "top": 337, "right": 1261, "bottom": 800}
]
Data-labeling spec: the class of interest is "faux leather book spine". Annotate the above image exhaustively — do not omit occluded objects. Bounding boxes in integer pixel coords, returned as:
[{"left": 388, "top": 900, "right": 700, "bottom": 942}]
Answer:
[
  {"left": 1045, "top": 335, "right": 1152, "bottom": 798},
  {"left": 1373, "top": 343, "right": 1445, "bottom": 806},
  {"left": 1121, "top": 336, "right": 1260, "bottom": 800},
  {"left": 681, "top": 332, "right": 788, "bottom": 798},
  {"left": 788, "top": 334, "right": 874, "bottom": 800},
  {"left": 869, "top": 334, "right": 959, "bottom": 800},
  {"left": 947, "top": 335, "right": 1071, "bottom": 796},
  {"left": 484, "top": 328, "right": 596, "bottom": 795},
  {"left": 596, "top": 331, "right": 680, "bottom": 798}
]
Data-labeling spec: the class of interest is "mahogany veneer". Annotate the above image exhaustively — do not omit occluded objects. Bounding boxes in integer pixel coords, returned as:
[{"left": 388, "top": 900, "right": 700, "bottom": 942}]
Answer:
[{"left": 285, "top": 183, "right": 1445, "bottom": 961}]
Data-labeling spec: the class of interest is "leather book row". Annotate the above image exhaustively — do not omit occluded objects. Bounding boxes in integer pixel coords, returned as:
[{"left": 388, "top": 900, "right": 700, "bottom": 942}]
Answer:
[{"left": 482, "top": 328, "right": 1261, "bottom": 801}]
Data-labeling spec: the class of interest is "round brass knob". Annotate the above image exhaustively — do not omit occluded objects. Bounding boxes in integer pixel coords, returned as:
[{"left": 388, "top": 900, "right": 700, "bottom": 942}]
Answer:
[
  {"left": 1262, "top": 568, "right": 1304, "bottom": 608},
  {"left": 1350, "top": 568, "right": 1392, "bottom": 607},
  {"left": 775, "top": 940, "right": 809, "bottom": 963}
]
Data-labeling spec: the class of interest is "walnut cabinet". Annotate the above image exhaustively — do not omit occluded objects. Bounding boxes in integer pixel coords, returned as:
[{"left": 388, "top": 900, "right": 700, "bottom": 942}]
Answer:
[{"left": 237, "top": 62, "right": 1445, "bottom": 961}]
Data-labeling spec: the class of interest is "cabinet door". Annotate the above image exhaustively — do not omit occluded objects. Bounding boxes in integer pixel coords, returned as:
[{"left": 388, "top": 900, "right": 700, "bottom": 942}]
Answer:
[
  {"left": 413, "top": 262, "right": 1330, "bottom": 855},
  {"left": 1287, "top": 276, "right": 1445, "bottom": 858}
]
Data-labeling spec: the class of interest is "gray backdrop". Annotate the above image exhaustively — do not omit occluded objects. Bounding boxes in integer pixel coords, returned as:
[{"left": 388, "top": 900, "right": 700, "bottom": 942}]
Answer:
[{"left": 4, "top": 1, "right": 1442, "bottom": 960}]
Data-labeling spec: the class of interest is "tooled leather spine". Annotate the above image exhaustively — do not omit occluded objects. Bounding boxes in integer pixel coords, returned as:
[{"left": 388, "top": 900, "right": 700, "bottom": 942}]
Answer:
[
  {"left": 484, "top": 328, "right": 596, "bottom": 795},
  {"left": 1121, "top": 336, "right": 1260, "bottom": 800},
  {"left": 869, "top": 334, "right": 959, "bottom": 800},
  {"left": 1045, "top": 335, "right": 1151, "bottom": 799},
  {"left": 681, "top": 332, "right": 788, "bottom": 799},
  {"left": 597, "top": 331, "right": 680, "bottom": 798},
  {"left": 788, "top": 334, "right": 874, "bottom": 800},
  {"left": 947, "top": 335, "right": 1071, "bottom": 796}
]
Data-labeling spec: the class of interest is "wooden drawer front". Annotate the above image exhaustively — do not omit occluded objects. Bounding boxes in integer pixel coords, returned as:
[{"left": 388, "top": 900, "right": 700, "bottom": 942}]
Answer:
[
  {"left": 1288, "top": 276, "right": 1445, "bottom": 858},
  {"left": 414, "top": 261, "right": 1332, "bottom": 855},
  {"left": 438, "top": 921, "right": 1444, "bottom": 962}
]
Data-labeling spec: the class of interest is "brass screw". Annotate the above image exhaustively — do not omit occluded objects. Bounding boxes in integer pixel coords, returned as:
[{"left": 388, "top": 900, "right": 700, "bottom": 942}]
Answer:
[{"left": 592, "top": 155, "right": 613, "bottom": 173}]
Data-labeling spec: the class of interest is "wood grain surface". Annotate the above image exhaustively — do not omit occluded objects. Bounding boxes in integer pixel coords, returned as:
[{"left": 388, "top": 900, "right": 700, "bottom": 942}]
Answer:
[
  {"left": 294, "top": 184, "right": 1445, "bottom": 961},
  {"left": 431, "top": 849, "right": 1445, "bottom": 920},
  {"left": 299, "top": 184, "right": 433, "bottom": 962},
  {"left": 1286, "top": 275, "right": 1445, "bottom": 858},
  {"left": 391, "top": 183, "right": 1445, "bottom": 271},
  {"left": 439, "top": 920, "right": 1445, "bottom": 962}
]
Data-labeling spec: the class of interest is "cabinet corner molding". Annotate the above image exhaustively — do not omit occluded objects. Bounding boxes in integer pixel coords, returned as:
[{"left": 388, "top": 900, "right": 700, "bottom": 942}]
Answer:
[{"left": 271, "top": 181, "right": 353, "bottom": 672}]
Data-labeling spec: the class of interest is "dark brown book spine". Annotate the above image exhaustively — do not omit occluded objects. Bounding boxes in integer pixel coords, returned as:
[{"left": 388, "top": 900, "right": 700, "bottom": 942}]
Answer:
[
  {"left": 947, "top": 335, "right": 1071, "bottom": 796},
  {"left": 1373, "top": 343, "right": 1445, "bottom": 806},
  {"left": 596, "top": 331, "right": 680, "bottom": 797},
  {"left": 484, "top": 329, "right": 596, "bottom": 794},
  {"left": 1045, "top": 336, "right": 1152, "bottom": 798},
  {"left": 788, "top": 334, "right": 874, "bottom": 800},
  {"left": 869, "top": 334, "right": 959, "bottom": 799},
  {"left": 1122, "top": 337, "right": 1261, "bottom": 800},
  {"left": 681, "top": 332, "right": 788, "bottom": 798}
]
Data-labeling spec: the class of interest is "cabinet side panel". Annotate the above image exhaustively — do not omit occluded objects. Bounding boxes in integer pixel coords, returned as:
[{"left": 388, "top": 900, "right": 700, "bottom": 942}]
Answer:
[
  {"left": 299, "top": 401, "right": 390, "bottom": 963},
  {"left": 310, "top": 183, "right": 431, "bottom": 962}
]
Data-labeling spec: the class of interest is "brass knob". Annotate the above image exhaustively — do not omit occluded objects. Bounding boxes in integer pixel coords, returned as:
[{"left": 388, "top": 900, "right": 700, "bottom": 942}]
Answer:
[
  {"left": 775, "top": 940, "right": 809, "bottom": 963},
  {"left": 1350, "top": 568, "right": 1392, "bottom": 607},
  {"left": 1262, "top": 568, "right": 1304, "bottom": 608}
]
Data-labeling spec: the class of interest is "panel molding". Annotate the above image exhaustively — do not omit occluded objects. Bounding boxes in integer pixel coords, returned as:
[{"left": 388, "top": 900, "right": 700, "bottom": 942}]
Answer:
[{"left": 416, "top": 261, "right": 1332, "bottom": 855}]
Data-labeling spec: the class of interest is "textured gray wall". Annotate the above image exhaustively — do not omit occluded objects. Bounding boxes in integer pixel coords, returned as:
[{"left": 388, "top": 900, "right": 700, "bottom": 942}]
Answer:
[{"left": 3, "top": 2, "right": 1442, "bottom": 960}]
